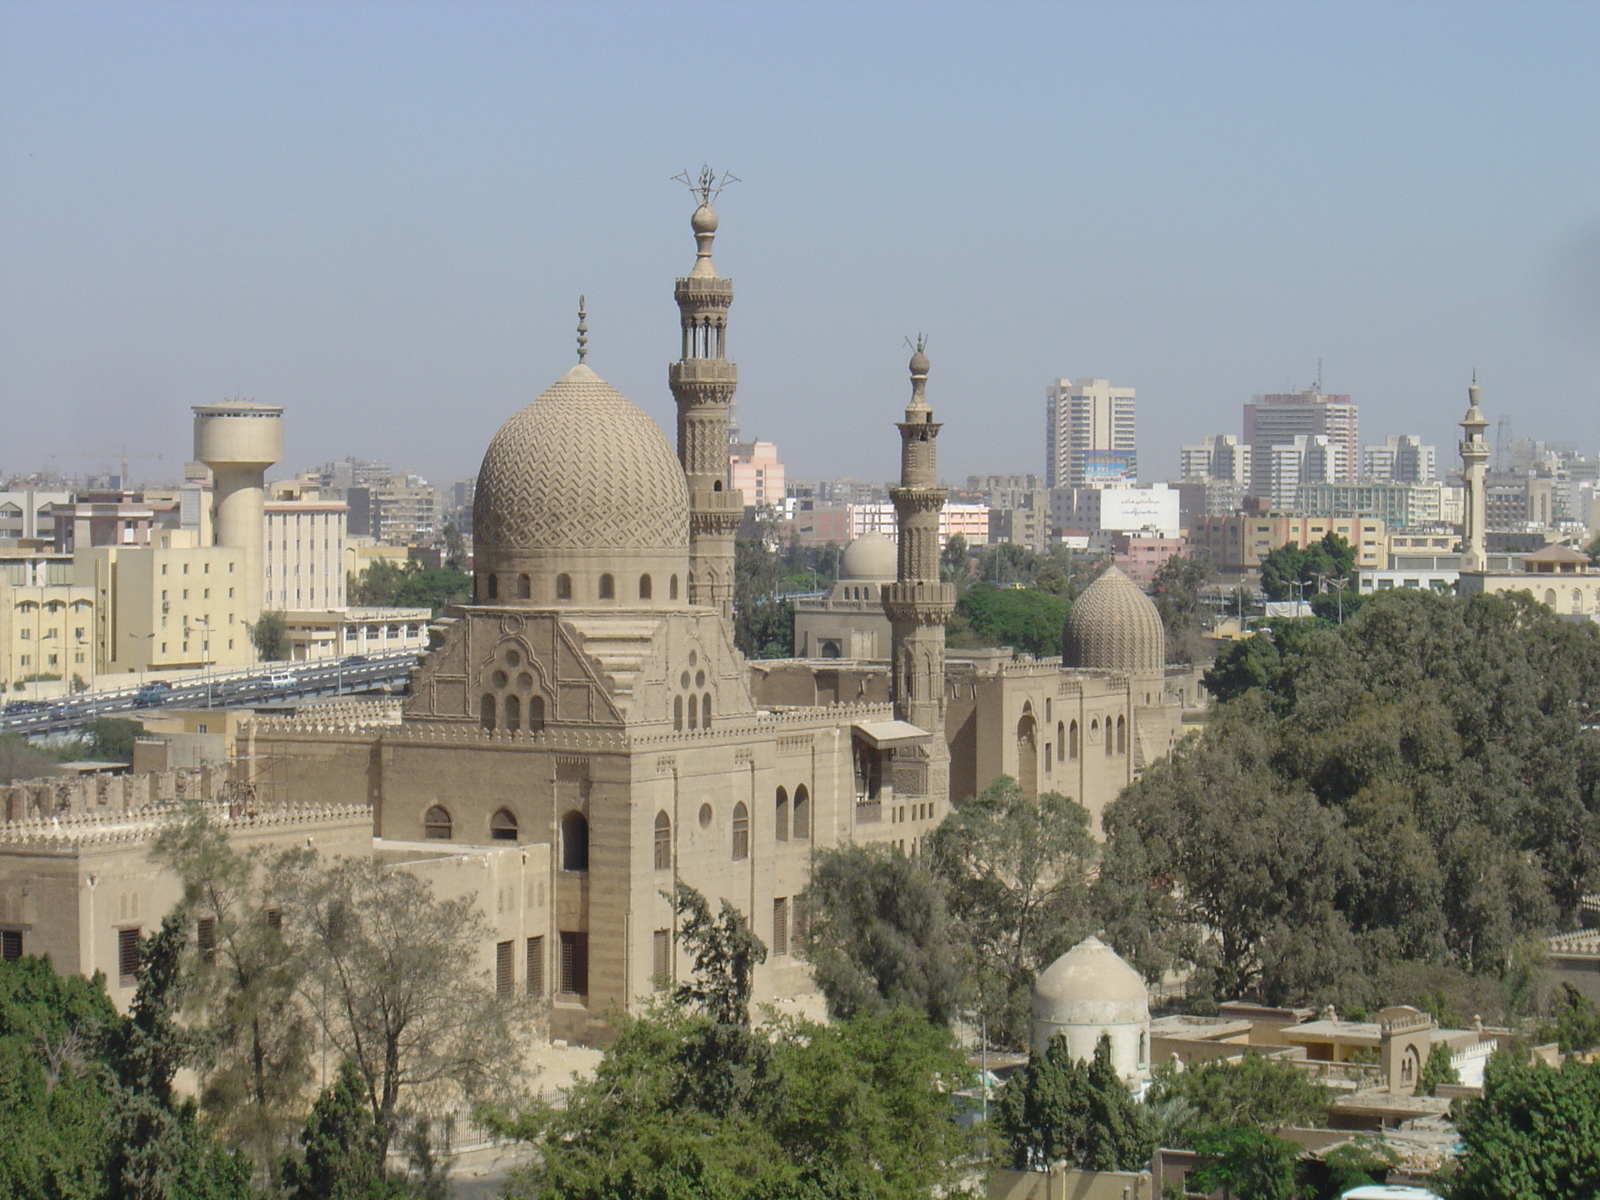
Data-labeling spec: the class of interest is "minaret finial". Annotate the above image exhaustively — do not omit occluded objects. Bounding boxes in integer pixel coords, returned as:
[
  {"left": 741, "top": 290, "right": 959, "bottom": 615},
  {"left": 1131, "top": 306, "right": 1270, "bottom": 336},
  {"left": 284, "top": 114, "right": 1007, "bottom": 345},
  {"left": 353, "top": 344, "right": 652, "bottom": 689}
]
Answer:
[
  {"left": 673, "top": 164, "right": 740, "bottom": 206},
  {"left": 576, "top": 295, "right": 588, "bottom": 363}
]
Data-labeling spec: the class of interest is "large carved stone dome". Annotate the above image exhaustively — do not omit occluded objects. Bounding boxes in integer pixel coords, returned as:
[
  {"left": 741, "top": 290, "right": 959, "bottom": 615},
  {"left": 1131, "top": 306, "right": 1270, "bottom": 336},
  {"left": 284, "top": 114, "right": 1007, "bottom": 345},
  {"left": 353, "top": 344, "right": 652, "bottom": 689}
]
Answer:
[
  {"left": 1062, "top": 565, "right": 1165, "bottom": 671},
  {"left": 472, "top": 363, "right": 690, "bottom": 607},
  {"left": 840, "top": 532, "right": 897, "bottom": 581},
  {"left": 475, "top": 364, "right": 688, "bottom": 553}
]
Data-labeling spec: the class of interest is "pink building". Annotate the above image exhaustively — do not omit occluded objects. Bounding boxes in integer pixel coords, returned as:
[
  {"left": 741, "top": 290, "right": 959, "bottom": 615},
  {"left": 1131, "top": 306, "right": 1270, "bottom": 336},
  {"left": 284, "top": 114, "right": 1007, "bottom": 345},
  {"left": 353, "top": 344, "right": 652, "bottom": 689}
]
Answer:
[
  {"left": 729, "top": 441, "right": 785, "bottom": 509},
  {"left": 1111, "top": 532, "right": 1189, "bottom": 584}
]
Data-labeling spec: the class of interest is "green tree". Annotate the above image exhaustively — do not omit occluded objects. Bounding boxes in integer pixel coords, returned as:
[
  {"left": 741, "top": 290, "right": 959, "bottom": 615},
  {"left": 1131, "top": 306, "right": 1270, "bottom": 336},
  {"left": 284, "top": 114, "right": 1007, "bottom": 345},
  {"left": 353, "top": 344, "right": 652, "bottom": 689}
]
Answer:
[
  {"left": 995, "top": 1035, "right": 1154, "bottom": 1172},
  {"left": 1415, "top": 1041, "right": 1459, "bottom": 1097},
  {"left": 285, "top": 855, "right": 532, "bottom": 1159},
  {"left": 0, "top": 734, "right": 59, "bottom": 782},
  {"left": 1450, "top": 1053, "right": 1600, "bottom": 1200},
  {"left": 488, "top": 889, "right": 975, "bottom": 1200},
  {"left": 1259, "top": 533, "right": 1354, "bottom": 602},
  {"left": 941, "top": 532, "right": 971, "bottom": 588},
  {"left": 1202, "top": 634, "right": 1286, "bottom": 702},
  {"left": 1150, "top": 550, "right": 1216, "bottom": 664},
  {"left": 441, "top": 522, "right": 467, "bottom": 572},
  {"left": 953, "top": 583, "right": 1069, "bottom": 657},
  {"left": 734, "top": 537, "right": 795, "bottom": 658},
  {"left": 1145, "top": 1053, "right": 1330, "bottom": 1141},
  {"left": 83, "top": 717, "right": 144, "bottom": 764},
  {"left": 249, "top": 610, "right": 291, "bottom": 662},
  {"left": 151, "top": 806, "right": 315, "bottom": 1172},
  {"left": 1185, "top": 1126, "right": 1302, "bottom": 1200},
  {"left": 1538, "top": 982, "right": 1600, "bottom": 1054},
  {"left": 802, "top": 844, "right": 970, "bottom": 1026},
  {"left": 391, "top": 566, "right": 471, "bottom": 614},
  {"left": 282, "top": 1059, "right": 404, "bottom": 1200},
  {"left": 348, "top": 558, "right": 412, "bottom": 606},
  {"left": 928, "top": 776, "right": 1096, "bottom": 1047}
]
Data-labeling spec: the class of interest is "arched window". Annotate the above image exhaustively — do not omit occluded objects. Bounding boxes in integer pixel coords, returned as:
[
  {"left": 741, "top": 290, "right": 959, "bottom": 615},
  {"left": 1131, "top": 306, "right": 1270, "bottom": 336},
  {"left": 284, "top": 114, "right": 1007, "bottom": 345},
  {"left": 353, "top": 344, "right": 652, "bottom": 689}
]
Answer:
[
  {"left": 1069, "top": 720, "right": 1079, "bottom": 759},
  {"left": 1105, "top": 718, "right": 1115, "bottom": 756},
  {"left": 775, "top": 787, "right": 790, "bottom": 842},
  {"left": 673, "top": 695, "right": 684, "bottom": 731},
  {"left": 561, "top": 810, "right": 589, "bottom": 872},
  {"left": 654, "top": 811, "right": 672, "bottom": 871},
  {"left": 487, "top": 575, "right": 499, "bottom": 600},
  {"left": 1116, "top": 715, "right": 1127, "bottom": 754},
  {"left": 793, "top": 785, "right": 811, "bottom": 839},
  {"left": 713, "top": 480, "right": 723, "bottom": 492},
  {"left": 1057, "top": 721, "right": 1065, "bottom": 760},
  {"left": 518, "top": 574, "right": 531, "bottom": 599},
  {"left": 670, "top": 574, "right": 679, "bottom": 600},
  {"left": 504, "top": 694, "right": 521, "bottom": 733},
  {"left": 639, "top": 574, "right": 653, "bottom": 600},
  {"left": 599, "top": 573, "right": 615, "bottom": 600},
  {"left": 731, "top": 802, "right": 749, "bottom": 861},
  {"left": 490, "top": 808, "right": 518, "bottom": 841},
  {"left": 480, "top": 694, "right": 496, "bottom": 731},
  {"left": 702, "top": 693, "right": 712, "bottom": 728},
  {"left": 556, "top": 574, "right": 572, "bottom": 600},
  {"left": 527, "top": 695, "right": 545, "bottom": 733},
  {"left": 1573, "top": 589, "right": 1585, "bottom": 614},
  {"left": 1138, "top": 1031, "right": 1147, "bottom": 1068},
  {"left": 424, "top": 805, "right": 453, "bottom": 839},
  {"left": 1045, "top": 744, "right": 1053, "bottom": 772},
  {"left": 1545, "top": 588, "right": 1557, "bottom": 608}
]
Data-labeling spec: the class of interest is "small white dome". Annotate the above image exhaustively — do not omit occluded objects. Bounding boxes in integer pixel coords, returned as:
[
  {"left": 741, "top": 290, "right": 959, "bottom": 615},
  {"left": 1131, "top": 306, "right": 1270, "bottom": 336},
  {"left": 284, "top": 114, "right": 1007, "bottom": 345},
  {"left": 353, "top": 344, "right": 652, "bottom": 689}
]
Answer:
[
  {"left": 840, "top": 532, "right": 897, "bottom": 581},
  {"left": 1032, "top": 936, "right": 1149, "bottom": 1022}
]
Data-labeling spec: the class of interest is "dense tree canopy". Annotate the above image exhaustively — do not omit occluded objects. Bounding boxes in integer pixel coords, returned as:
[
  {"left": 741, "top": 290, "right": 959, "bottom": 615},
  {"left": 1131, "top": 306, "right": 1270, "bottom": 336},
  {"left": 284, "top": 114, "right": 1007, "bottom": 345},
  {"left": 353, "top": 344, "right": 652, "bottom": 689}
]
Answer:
[
  {"left": 487, "top": 886, "right": 977, "bottom": 1200},
  {"left": 802, "top": 844, "right": 969, "bottom": 1026},
  {"left": 1150, "top": 550, "right": 1216, "bottom": 664},
  {"left": 348, "top": 559, "right": 472, "bottom": 613},
  {"left": 1450, "top": 1053, "right": 1600, "bottom": 1200},
  {"left": 928, "top": 776, "right": 1097, "bottom": 1048},
  {"left": 1101, "top": 588, "right": 1600, "bottom": 1014},
  {"left": 994, "top": 1036, "right": 1155, "bottom": 1173},
  {"left": 951, "top": 583, "right": 1069, "bottom": 658},
  {"left": 1258, "top": 532, "right": 1355, "bottom": 602}
]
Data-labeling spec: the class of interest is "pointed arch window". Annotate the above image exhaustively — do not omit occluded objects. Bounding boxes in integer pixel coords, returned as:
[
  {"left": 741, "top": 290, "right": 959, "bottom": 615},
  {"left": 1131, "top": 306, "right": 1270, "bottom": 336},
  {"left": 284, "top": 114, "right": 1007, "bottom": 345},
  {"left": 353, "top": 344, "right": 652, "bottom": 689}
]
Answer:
[
  {"left": 702, "top": 693, "right": 712, "bottom": 728},
  {"left": 490, "top": 808, "right": 518, "bottom": 841},
  {"left": 527, "top": 695, "right": 545, "bottom": 733},
  {"left": 504, "top": 694, "right": 521, "bottom": 733},
  {"left": 480, "top": 694, "right": 496, "bottom": 731},
  {"left": 517, "top": 574, "right": 531, "bottom": 599},
  {"left": 424, "top": 805, "right": 453, "bottom": 839},
  {"left": 670, "top": 574, "right": 679, "bottom": 601},
  {"left": 792, "top": 785, "right": 810, "bottom": 839},
  {"left": 654, "top": 811, "right": 672, "bottom": 871},
  {"left": 1116, "top": 714, "right": 1127, "bottom": 755},
  {"left": 1057, "top": 721, "right": 1066, "bottom": 761},
  {"left": 775, "top": 787, "right": 790, "bottom": 842},
  {"left": 731, "top": 802, "right": 749, "bottom": 861},
  {"left": 673, "top": 695, "right": 684, "bottom": 731},
  {"left": 1069, "top": 720, "right": 1079, "bottom": 759},
  {"left": 639, "top": 575, "right": 653, "bottom": 600},
  {"left": 599, "top": 574, "right": 615, "bottom": 600},
  {"left": 556, "top": 574, "right": 572, "bottom": 600}
]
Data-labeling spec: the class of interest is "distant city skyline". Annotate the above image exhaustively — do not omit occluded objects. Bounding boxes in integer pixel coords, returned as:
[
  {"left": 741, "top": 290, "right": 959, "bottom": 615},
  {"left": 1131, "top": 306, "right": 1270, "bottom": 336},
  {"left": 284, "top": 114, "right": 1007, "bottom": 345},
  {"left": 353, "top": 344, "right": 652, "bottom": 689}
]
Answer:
[{"left": 3, "top": 2, "right": 1598, "bottom": 489}]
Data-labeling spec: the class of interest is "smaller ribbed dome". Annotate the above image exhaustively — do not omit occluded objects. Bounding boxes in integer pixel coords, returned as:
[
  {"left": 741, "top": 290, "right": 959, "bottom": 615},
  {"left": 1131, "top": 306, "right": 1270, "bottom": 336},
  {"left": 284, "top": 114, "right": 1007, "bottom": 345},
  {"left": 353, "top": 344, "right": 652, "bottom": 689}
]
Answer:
[
  {"left": 1062, "top": 565, "right": 1165, "bottom": 672},
  {"left": 1033, "top": 936, "right": 1148, "bottom": 1013},
  {"left": 840, "top": 532, "right": 897, "bottom": 581}
]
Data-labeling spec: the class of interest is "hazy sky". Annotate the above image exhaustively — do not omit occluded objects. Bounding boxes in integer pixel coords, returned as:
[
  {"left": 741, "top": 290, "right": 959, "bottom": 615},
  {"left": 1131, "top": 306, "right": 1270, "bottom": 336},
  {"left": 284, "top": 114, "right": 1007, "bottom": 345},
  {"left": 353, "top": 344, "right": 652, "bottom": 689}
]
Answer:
[{"left": 3, "top": 1, "right": 1598, "bottom": 490}]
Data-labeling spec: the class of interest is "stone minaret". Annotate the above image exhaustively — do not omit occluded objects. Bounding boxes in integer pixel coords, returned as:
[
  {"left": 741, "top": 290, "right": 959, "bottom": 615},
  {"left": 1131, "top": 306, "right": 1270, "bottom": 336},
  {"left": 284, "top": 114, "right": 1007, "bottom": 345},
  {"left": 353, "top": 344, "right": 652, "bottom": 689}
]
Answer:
[
  {"left": 669, "top": 194, "right": 742, "bottom": 619},
  {"left": 886, "top": 341, "right": 956, "bottom": 787},
  {"left": 1459, "top": 375, "right": 1489, "bottom": 572}
]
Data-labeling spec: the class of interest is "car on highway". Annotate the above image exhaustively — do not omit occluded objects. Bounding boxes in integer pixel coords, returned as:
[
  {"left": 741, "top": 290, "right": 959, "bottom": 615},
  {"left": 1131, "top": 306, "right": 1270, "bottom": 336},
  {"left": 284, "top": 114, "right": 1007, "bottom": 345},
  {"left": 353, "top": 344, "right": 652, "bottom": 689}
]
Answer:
[
  {"left": 132, "top": 681, "right": 175, "bottom": 708},
  {"left": 267, "top": 672, "right": 298, "bottom": 689},
  {"left": 343, "top": 654, "right": 370, "bottom": 665}
]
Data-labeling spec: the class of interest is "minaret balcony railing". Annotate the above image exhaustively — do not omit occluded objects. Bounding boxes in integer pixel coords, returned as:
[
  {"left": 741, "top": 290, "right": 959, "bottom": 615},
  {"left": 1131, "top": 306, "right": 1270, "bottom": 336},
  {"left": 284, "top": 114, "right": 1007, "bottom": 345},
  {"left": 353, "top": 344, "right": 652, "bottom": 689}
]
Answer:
[
  {"left": 674, "top": 277, "right": 734, "bottom": 302},
  {"left": 670, "top": 359, "right": 738, "bottom": 385}
]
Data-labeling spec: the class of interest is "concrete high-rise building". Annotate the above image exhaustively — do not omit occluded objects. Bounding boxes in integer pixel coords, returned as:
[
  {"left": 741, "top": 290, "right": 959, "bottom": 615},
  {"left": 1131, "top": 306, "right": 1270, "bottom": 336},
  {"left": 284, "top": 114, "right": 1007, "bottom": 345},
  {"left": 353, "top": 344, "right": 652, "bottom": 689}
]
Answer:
[
  {"left": 1243, "top": 390, "right": 1359, "bottom": 497},
  {"left": 729, "top": 440, "right": 785, "bottom": 509},
  {"left": 1179, "top": 434, "right": 1251, "bottom": 485},
  {"left": 1363, "top": 435, "right": 1437, "bottom": 484},
  {"left": 193, "top": 400, "right": 282, "bottom": 632},
  {"left": 1046, "top": 379, "right": 1137, "bottom": 489},
  {"left": 669, "top": 184, "right": 742, "bottom": 620}
]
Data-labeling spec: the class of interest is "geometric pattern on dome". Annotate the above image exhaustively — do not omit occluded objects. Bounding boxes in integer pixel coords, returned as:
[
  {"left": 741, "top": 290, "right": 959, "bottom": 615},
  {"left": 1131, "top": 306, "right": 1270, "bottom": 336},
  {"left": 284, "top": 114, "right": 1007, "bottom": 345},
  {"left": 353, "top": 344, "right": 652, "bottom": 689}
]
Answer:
[
  {"left": 1061, "top": 564, "right": 1165, "bottom": 672},
  {"left": 474, "top": 364, "right": 690, "bottom": 553}
]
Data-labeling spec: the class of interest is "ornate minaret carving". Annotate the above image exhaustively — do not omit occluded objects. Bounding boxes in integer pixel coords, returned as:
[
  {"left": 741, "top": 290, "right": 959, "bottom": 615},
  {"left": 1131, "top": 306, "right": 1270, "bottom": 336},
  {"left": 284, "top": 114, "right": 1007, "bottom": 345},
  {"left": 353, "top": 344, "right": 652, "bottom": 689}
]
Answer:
[
  {"left": 886, "top": 339, "right": 956, "bottom": 765},
  {"left": 1459, "top": 373, "right": 1489, "bottom": 572},
  {"left": 669, "top": 167, "right": 742, "bottom": 619}
]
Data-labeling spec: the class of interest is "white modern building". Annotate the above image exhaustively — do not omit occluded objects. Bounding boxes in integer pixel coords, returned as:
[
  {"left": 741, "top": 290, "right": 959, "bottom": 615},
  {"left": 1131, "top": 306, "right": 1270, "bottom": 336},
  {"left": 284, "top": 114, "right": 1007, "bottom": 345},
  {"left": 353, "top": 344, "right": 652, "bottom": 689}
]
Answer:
[{"left": 1051, "top": 484, "right": 1181, "bottom": 538}]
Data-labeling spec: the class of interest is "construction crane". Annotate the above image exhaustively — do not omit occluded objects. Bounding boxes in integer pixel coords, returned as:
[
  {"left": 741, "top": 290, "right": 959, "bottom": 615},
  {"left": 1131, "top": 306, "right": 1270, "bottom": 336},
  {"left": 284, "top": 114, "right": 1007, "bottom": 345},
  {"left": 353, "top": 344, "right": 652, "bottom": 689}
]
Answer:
[{"left": 47, "top": 446, "right": 165, "bottom": 487}]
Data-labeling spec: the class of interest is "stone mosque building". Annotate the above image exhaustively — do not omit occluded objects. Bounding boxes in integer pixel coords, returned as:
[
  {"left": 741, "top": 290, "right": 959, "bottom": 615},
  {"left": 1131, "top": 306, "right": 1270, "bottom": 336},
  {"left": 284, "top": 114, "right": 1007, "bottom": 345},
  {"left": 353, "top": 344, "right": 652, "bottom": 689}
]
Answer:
[{"left": 238, "top": 186, "right": 1199, "bottom": 1042}]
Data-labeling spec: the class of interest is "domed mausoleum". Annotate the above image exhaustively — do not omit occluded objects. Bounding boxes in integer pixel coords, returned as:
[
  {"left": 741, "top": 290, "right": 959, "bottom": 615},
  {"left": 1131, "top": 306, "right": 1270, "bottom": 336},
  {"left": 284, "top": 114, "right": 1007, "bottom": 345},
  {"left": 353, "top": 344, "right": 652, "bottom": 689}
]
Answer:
[
  {"left": 792, "top": 532, "right": 897, "bottom": 659},
  {"left": 473, "top": 363, "right": 691, "bottom": 608},
  {"left": 1032, "top": 935, "right": 1151, "bottom": 1087},
  {"left": 1062, "top": 565, "right": 1166, "bottom": 672}
]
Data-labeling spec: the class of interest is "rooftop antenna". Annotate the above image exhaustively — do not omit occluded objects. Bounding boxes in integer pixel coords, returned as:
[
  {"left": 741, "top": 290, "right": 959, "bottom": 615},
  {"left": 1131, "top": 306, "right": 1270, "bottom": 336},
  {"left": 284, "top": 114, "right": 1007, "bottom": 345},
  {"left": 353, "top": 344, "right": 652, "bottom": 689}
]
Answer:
[
  {"left": 576, "top": 295, "right": 588, "bottom": 363},
  {"left": 672, "top": 164, "right": 740, "bottom": 206},
  {"left": 1316, "top": 358, "right": 1323, "bottom": 393}
]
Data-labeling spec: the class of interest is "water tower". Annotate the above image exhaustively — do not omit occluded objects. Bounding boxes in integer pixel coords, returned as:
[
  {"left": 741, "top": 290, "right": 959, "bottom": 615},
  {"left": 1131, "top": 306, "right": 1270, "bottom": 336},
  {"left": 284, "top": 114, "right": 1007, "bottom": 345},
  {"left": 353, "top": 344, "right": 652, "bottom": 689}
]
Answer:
[{"left": 193, "top": 400, "right": 283, "bottom": 612}]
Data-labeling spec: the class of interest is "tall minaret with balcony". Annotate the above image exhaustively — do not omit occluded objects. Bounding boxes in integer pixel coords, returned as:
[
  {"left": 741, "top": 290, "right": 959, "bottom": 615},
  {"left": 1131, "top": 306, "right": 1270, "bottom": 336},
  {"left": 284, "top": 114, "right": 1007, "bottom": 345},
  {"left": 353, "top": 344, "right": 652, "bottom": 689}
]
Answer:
[
  {"left": 1459, "top": 375, "right": 1489, "bottom": 572},
  {"left": 886, "top": 340, "right": 956, "bottom": 795},
  {"left": 669, "top": 169, "right": 742, "bottom": 619}
]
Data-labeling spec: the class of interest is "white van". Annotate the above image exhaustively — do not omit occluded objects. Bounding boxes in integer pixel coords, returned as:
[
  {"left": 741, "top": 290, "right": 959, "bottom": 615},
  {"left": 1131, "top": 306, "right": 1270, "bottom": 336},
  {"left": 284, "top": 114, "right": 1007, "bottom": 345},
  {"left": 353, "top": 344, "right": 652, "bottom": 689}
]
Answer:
[{"left": 267, "top": 672, "right": 298, "bottom": 689}]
